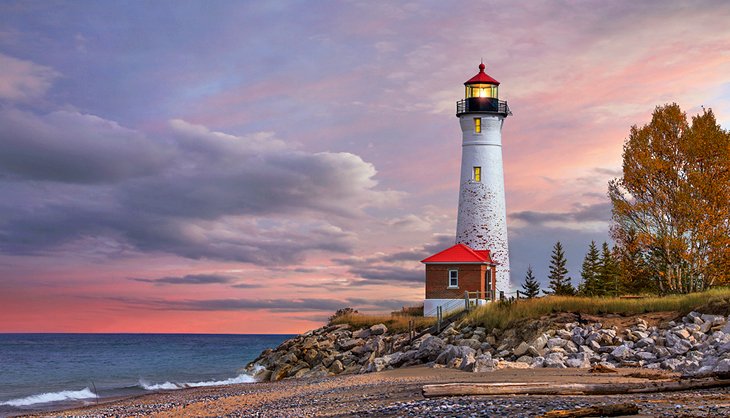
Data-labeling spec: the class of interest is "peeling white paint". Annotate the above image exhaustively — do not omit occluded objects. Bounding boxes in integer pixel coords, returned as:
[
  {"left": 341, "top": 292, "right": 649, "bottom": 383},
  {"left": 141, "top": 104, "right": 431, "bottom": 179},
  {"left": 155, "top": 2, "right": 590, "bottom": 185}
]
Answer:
[{"left": 455, "top": 114, "right": 511, "bottom": 294}]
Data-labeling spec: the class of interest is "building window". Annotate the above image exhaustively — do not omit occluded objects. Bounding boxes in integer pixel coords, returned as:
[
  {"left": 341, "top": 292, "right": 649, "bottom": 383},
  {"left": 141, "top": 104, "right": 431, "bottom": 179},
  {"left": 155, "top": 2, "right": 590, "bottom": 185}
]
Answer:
[
  {"left": 474, "top": 117, "right": 481, "bottom": 133},
  {"left": 448, "top": 269, "right": 458, "bottom": 288},
  {"left": 473, "top": 166, "right": 481, "bottom": 182}
]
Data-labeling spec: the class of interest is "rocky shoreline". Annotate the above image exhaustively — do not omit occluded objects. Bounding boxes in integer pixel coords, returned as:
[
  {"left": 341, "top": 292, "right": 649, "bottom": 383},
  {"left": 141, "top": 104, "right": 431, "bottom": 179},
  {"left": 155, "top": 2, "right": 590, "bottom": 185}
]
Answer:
[{"left": 246, "top": 310, "right": 730, "bottom": 381}]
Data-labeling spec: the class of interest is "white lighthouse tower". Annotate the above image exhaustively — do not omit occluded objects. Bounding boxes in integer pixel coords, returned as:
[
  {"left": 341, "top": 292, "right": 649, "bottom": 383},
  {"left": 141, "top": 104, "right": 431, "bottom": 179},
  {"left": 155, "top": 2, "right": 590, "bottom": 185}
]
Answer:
[{"left": 455, "top": 62, "right": 512, "bottom": 295}]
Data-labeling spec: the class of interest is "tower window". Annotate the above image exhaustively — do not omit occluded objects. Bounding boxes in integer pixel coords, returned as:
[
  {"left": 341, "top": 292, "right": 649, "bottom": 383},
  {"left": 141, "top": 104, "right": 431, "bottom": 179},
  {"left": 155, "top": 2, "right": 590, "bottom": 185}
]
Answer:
[
  {"left": 473, "top": 166, "right": 481, "bottom": 182},
  {"left": 448, "top": 269, "right": 458, "bottom": 288},
  {"left": 474, "top": 118, "right": 481, "bottom": 133}
]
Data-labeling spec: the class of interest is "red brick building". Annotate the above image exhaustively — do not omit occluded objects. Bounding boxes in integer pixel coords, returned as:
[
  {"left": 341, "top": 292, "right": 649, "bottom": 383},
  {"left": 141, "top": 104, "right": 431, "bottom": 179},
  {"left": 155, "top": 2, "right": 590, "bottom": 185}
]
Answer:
[{"left": 421, "top": 243, "right": 497, "bottom": 316}]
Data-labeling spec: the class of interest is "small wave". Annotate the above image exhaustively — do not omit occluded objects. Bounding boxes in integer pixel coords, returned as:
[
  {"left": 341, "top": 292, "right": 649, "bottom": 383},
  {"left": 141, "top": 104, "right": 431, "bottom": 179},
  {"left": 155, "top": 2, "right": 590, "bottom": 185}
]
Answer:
[
  {"left": 0, "top": 388, "right": 96, "bottom": 407},
  {"left": 139, "top": 373, "right": 255, "bottom": 391}
]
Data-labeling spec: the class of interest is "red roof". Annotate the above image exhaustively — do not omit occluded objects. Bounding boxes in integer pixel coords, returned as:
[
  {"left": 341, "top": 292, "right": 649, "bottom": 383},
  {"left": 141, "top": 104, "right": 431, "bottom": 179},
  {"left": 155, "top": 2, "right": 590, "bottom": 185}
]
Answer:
[
  {"left": 421, "top": 243, "right": 494, "bottom": 264},
  {"left": 465, "top": 62, "right": 500, "bottom": 86}
]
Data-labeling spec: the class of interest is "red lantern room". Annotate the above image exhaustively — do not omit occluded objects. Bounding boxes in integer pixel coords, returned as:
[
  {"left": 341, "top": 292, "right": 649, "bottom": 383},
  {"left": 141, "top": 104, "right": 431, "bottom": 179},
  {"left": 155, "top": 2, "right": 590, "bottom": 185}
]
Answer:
[{"left": 456, "top": 62, "right": 511, "bottom": 117}]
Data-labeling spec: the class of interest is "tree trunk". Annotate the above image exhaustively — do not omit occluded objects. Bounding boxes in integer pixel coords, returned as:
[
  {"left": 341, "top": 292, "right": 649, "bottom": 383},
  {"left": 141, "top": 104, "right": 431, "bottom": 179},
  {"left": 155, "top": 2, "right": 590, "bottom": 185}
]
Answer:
[{"left": 422, "top": 377, "right": 730, "bottom": 397}]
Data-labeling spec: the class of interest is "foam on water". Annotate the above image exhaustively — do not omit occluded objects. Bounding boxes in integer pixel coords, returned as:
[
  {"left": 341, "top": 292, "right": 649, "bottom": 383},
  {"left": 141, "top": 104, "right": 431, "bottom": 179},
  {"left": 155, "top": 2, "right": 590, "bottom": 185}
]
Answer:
[
  {"left": 0, "top": 388, "right": 97, "bottom": 407},
  {"left": 139, "top": 372, "right": 255, "bottom": 390}
]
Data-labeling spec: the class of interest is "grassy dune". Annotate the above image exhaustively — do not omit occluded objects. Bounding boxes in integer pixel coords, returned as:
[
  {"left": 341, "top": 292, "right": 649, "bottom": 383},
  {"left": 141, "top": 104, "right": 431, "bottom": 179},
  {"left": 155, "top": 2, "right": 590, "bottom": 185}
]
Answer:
[
  {"left": 330, "top": 313, "right": 436, "bottom": 333},
  {"left": 329, "top": 288, "right": 730, "bottom": 333},
  {"left": 467, "top": 287, "right": 730, "bottom": 330}
]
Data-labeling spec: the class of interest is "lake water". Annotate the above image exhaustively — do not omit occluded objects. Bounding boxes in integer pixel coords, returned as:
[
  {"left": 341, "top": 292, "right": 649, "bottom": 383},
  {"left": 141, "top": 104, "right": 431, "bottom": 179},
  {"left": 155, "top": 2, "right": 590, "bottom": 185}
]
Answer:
[{"left": 0, "top": 333, "right": 291, "bottom": 417}]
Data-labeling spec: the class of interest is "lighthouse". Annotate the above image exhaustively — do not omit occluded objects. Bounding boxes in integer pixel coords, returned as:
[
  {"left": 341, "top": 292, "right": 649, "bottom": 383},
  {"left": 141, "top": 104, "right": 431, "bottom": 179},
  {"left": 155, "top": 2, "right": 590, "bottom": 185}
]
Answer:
[
  {"left": 454, "top": 62, "right": 512, "bottom": 295},
  {"left": 421, "top": 63, "right": 511, "bottom": 317}
]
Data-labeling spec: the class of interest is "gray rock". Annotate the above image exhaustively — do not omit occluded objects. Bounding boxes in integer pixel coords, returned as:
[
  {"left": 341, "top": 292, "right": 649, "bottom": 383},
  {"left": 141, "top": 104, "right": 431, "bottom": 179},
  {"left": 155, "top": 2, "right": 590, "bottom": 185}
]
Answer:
[
  {"left": 458, "top": 338, "right": 482, "bottom": 351},
  {"left": 564, "top": 341, "right": 579, "bottom": 354},
  {"left": 661, "top": 358, "right": 684, "bottom": 371},
  {"left": 531, "top": 333, "right": 550, "bottom": 350},
  {"left": 369, "top": 324, "right": 388, "bottom": 335},
  {"left": 459, "top": 350, "right": 478, "bottom": 372},
  {"left": 715, "top": 358, "right": 730, "bottom": 373},
  {"left": 330, "top": 359, "right": 344, "bottom": 374},
  {"left": 513, "top": 341, "right": 531, "bottom": 357},
  {"left": 547, "top": 338, "right": 568, "bottom": 349},
  {"left": 531, "top": 356, "right": 545, "bottom": 368},
  {"left": 544, "top": 352, "right": 566, "bottom": 368},
  {"left": 516, "top": 355, "right": 534, "bottom": 364},
  {"left": 675, "top": 328, "right": 691, "bottom": 339},
  {"left": 636, "top": 351, "right": 657, "bottom": 362},
  {"left": 436, "top": 345, "right": 476, "bottom": 366},
  {"left": 338, "top": 338, "right": 364, "bottom": 351},
  {"left": 611, "top": 345, "right": 635, "bottom": 361},
  {"left": 473, "top": 353, "right": 497, "bottom": 372},
  {"left": 352, "top": 328, "right": 371, "bottom": 339},
  {"left": 634, "top": 337, "right": 655, "bottom": 349},
  {"left": 416, "top": 336, "right": 446, "bottom": 361},
  {"left": 566, "top": 352, "right": 591, "bottom": 368}
]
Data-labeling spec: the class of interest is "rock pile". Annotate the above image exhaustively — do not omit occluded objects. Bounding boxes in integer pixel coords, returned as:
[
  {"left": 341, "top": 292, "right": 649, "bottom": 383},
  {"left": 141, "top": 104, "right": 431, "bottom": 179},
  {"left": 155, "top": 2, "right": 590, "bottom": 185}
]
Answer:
[{"left": 246, "top": 311, "right": 730, "bottom": 381}]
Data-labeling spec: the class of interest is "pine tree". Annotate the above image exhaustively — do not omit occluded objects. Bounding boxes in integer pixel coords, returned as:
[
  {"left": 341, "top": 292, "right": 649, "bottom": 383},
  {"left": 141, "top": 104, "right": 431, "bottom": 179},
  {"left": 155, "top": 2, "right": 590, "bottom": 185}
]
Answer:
[
  {"left": 580, "top": 241, "right": 601, "bottom": 296},
  {"left": 547, "top": 242, "right": 575, "bottom": 295},
  {"left": 521, "top": 265, "right": 541, "bottom": 298},
  {"left": 597, "top": 242, "right": 621, "bottom": 296}
]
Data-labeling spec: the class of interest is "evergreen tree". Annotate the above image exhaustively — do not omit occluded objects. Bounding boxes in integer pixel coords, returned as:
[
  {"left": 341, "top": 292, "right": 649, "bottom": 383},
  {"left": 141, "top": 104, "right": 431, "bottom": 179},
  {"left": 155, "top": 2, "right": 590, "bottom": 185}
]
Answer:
[
  {"left": 597, "top": 242, "right": 621, "bottom": 296},
  {"left": 547, "top": 242, "right": 575, "bottom": 295},
  {"left": 521, "top": 265, "right": 541, "bottom": 298},
  {"left": 580, "top": 241, "right": 601, "bottom": 296}
]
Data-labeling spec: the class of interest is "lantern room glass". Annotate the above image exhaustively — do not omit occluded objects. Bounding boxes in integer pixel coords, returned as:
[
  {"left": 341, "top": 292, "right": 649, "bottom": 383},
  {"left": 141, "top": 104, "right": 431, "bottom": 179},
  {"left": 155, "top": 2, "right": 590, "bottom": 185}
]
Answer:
[{"left": 465, "top": 84, "right": 498, "bottom": 99}]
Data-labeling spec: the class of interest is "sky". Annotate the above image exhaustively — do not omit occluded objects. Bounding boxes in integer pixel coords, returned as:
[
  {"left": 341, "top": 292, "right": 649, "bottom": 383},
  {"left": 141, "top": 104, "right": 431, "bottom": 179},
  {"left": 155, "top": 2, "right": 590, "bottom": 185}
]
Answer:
[{"left": 1, "top": 0, "right": 729, "bottom": 334}]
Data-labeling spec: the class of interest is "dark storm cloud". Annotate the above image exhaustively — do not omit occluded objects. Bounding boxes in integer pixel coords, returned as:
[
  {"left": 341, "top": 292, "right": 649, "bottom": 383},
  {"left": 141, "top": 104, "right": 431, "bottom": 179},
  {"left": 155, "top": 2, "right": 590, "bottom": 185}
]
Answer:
[
  {"left": 0, "top": 112, "right": 397, "bottom": 263},
  {"left": 510, "top": 202, "right": 612, "bottom": 225},
  {"left": 331, "top": 235, "right": 451, "bottom": 286},
  {"left": 347, "top": 265, "right": 422, "bottom": 284},
  {"left": 130, "top": 274, "right": 236, "bottom": 285},
  {"left": 0, "top": 109, "right": 169, "bottom": 183}
]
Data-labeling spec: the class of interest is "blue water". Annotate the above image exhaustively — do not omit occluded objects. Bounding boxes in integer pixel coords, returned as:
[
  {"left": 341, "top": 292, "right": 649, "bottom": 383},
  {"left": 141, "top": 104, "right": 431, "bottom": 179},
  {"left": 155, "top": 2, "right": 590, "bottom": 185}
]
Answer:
[{"left": 0, "top": 333, "right": 291, "bottom": 416}]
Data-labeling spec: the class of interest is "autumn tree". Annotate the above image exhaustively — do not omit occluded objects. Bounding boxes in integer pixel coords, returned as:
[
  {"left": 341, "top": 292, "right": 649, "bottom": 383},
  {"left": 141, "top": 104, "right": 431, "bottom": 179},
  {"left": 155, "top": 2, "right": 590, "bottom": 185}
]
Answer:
[
  {"left": 617, "top": 229, "right": 653, "bottom": 294},
  {"left": 609, "top": 104, "right": 730, "bottom": 293},
  {"left": 546, "top": 241, "right": 575, "bottom": 295},
  {"left": 521, "top": 265, "right": 541, "bottom": 298},
  {"left": 579, "top": 241, "right": 601, "bottom": 296}
]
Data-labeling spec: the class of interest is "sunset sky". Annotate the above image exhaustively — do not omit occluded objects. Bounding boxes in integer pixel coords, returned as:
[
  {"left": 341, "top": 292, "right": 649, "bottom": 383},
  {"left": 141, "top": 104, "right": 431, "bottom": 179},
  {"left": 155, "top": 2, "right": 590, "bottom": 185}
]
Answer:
[{"left": 1, "top": 1, "right": 729, "bottom": 333}]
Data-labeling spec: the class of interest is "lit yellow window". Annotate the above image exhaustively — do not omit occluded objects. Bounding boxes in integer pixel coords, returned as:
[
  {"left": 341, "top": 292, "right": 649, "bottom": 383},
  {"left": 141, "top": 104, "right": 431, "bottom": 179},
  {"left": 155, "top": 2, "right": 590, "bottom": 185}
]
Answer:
[
  {"left": 474, "top": 118, "right": 481, "bottom": 133},
  {"left": 473, "top": 166, "right": 481, "bottom": 182}
]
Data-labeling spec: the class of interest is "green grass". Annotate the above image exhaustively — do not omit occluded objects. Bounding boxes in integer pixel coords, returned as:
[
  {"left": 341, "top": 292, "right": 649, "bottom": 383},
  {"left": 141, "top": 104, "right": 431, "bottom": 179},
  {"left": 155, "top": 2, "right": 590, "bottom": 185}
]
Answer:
[
  {"left": 330, "top": 313, "right": 437, "bottom": 333},
  {"left": 466, "top": 287, "right": 730, "bottom": 330}
]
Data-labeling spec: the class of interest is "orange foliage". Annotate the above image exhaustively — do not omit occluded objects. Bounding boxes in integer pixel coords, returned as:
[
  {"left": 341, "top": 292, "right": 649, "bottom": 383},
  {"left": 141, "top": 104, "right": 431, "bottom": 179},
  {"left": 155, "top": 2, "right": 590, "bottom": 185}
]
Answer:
[{"left": 609, "top": 104, "right": 730, "bottom": 293}]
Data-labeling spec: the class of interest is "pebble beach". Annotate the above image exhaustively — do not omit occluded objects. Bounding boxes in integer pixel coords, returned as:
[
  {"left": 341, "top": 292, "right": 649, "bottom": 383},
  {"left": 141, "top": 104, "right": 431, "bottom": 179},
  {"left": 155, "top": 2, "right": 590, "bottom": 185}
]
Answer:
[{"left": 34, "top": 366, "right": 730, "bottom": 417}]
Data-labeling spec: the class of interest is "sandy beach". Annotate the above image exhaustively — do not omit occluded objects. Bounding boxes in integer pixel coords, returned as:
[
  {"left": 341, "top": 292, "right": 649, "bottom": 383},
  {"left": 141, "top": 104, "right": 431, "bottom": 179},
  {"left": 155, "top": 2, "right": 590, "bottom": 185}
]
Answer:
[{"left": 30, "top": 366, "right": 730, "bottom": 417}]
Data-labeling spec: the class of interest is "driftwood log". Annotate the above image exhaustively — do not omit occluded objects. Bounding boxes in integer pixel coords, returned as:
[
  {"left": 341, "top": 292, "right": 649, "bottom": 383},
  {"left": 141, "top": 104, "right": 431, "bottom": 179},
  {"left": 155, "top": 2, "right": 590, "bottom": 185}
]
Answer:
[
  {"left": 422, "top": 377, "right": 730, "bottom": 397},
  {"left": 539, "top": 403, "right": 639, "bottom": 417}
]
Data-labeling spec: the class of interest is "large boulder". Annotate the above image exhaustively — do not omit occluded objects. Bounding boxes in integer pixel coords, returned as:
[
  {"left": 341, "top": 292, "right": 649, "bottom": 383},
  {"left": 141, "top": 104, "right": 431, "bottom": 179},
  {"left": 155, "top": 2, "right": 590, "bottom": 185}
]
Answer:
[
  {"left": 544, "top": 352, "right": 566, "bottom": 368},
  {"left": 458, "top": 338, "right": 482, "bottom": 351},
  {"left": 513, "top": 341, "right": 531, "bottom": 357},
  {"left": 472, "top": 353, "right": 497, "bottom": 372},
  {"left": 566, "top": 352, "right": 591, "bottom": 368},
  {"left": 417, "top": 336, "right": 446, "bottom": 362},
  {"left": 436, "top": 344, "right": 475, "bottom": 365},
  {"left": 611, "top": 345, "right": 635, "bottom": 361},
  {"left": 353, "top": 328, "right": 371, "bottom": 339},
  {"left": 370, "top": 324, "right": 388, "bottom": 335},
  {"left": 338, "top": 338, "right": 364, "bottom": 351}
]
